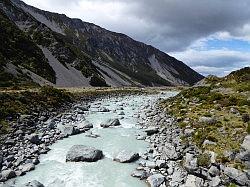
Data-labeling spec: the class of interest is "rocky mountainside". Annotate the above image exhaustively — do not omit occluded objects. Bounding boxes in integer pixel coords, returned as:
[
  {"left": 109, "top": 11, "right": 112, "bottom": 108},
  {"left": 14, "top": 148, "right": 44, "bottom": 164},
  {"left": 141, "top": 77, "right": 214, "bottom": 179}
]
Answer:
[{"left": 0, "top": 0, "right": 203, "bottom": 87}]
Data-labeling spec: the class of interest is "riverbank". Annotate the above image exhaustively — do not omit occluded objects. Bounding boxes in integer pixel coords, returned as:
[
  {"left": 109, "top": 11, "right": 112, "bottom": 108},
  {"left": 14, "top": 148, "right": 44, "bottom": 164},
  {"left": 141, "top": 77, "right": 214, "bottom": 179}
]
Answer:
[
  {"left": 132, "top": 70, "right": 250, "bottom": 187},
  {"left": 0, "top": 86, "right": 179, "bottom": 184},
  {"left": 1, "top": 91, "right": 177, "bottom": 186}
]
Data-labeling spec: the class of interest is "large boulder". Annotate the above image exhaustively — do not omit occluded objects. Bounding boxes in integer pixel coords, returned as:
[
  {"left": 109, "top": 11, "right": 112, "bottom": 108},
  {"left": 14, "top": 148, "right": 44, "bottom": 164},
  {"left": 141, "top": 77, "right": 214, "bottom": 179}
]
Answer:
[
  {"left": 21, "top": 180, "right": 44, "bottom": 187},
  {"left": 146, "top": 174, "right": 165, "bottom": 187},
  {"left": 66, "top": 145, "right": 103, "bottom": 162},
  {"left": 60, "top": 125, "right": 77, "bottom": 136},
  {"left": 0, "top": 169, "right": 16, "bottom": 181},
  {"left": 144, "top": 127, "right": 159, "bottom": 136},
  {"left": 224, "top": 167, "right": 250, "bottom": 186},
  {"left": 100, "top": 118, "right": 121, "bottom": 128},
  {"left": 20, "top": 163, "right": 35, "bottom": 173},
  {"left": 77, "top": 120, "right": 93, "bottom": 129},
  {"left": 114, "top": 150, "right": 139, "bottom": 163}
]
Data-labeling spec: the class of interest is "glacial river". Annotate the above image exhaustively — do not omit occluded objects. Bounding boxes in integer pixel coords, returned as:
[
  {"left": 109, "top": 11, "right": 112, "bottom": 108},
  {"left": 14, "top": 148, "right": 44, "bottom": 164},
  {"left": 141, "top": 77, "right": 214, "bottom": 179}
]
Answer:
[{"left": 11, "top": 92, "right": 177, "bottom": 187}]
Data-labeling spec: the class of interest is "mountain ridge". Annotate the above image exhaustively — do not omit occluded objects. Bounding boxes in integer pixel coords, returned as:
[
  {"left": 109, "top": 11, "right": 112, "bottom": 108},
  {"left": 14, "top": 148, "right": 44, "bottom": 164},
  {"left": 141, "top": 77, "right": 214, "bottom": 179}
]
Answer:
[{"left": 0, "top": 0, "right": 204, "bottom": 87}]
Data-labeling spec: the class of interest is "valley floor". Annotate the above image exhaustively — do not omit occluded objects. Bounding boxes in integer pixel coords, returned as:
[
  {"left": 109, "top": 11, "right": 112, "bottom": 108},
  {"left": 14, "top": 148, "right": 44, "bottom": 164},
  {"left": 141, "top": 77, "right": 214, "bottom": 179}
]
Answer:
[{"left": 0, "top": 82, "right": 249, "bottom": 186}]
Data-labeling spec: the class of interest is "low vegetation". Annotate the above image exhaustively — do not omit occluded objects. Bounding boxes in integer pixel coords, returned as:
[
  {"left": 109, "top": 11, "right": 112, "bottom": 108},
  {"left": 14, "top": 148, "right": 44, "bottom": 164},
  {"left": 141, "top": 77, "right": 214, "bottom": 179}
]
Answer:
[
  {"left": 0, "top": 86, "right": 72, "bottom": 135},
  {"left": 161, "top": 67, "right": 250, "bottom": 168}
]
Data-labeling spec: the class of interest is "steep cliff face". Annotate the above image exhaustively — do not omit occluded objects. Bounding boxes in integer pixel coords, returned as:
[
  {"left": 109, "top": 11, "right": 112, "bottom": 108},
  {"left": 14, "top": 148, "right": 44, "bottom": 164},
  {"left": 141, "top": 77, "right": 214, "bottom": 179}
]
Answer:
[{"left": 0, "top": 0, "right": 204, "bottom": 87}]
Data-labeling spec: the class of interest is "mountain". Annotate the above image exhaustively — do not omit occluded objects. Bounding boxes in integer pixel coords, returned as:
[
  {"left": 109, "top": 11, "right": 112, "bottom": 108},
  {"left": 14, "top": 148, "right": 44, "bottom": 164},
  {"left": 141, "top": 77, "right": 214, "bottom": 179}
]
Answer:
[{"left": 0, "top": 0, "right": 204, "bottom": 87}]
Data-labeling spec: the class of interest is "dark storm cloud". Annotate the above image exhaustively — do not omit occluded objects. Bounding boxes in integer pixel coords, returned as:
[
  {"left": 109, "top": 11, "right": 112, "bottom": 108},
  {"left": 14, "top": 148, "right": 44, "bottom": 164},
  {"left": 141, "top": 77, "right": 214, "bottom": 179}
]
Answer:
[
  {"left": 62, "top": 0, "right": 250, "bottom": 52},
  {"left": 23, "top": 0, "right": 250, "bottom": 52}
]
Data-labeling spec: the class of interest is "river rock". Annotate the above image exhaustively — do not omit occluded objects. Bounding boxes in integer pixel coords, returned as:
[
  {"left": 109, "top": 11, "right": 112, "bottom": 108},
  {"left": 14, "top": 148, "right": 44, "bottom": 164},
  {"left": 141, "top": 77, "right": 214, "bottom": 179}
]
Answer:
[
  {"left": 60, "top": 125, "right": 76, "bottom": 136},
  {"left": 28, "top": 133, "right": 40, "bottom": 144},
  {"left": 66, "top": 145, "right": 103, "bottom": 162},
  {"left": 144, "top": 127, "right": 159, "bottom": 136},
  {"left": 21, "top": 163, "right": 35, "bottom": 173},
  {"left": 131, "top": 170, "right": 148, "bottom": 179},
  {"left": 22, "top": 180, "right": 45, "bottom": 187},
  {"left": 99, "top": 107, "right": 110, "bottom": 112},
  {"left": 224, "top": 166, "right": 250, "bottom": 186},
  {"left": 77, "top": 120, "right": 93, "bottom": 129},
  {"left": 114, "top": 150, "right": 139, "bottom": 163},
  {"left": 5, "top": 139, "right": 15, "bottom": 145},
  {"left": 0, "top": 169, "right": 16, "bottom": 181},
  {"left": 100, "top": 118, "right": 121, "bottom": 128},
  {"left": 146, "top": 174, "right": 165, "bottom": 187}
]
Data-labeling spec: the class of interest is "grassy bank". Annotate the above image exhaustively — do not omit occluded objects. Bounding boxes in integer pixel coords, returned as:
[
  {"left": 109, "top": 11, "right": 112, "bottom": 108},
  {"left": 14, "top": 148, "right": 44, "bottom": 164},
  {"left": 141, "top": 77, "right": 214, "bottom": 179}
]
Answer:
[{"left": 160, "top": 67, "right": 250, "bottom": 169}]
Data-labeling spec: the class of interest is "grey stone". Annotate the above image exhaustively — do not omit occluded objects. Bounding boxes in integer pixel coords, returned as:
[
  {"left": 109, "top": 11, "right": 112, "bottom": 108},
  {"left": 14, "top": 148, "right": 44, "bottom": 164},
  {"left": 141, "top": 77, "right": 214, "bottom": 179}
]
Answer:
[
  {"left": 22, "top": 180, "right": 44, "bottom": 187},
  {"left": 100, "top": 118, "right": 121, "bottom": 128},
  {"left": 203, "top": 140, "right": 217, "bottom": 146},
  {"left": 77, "top": 120, "right": 93, "bottom": 129},
  {"left": 114, "top": 150, "right": 139, "bottom": 163},
  {"left": 184, "top": 153, "right": 198, "bottom": 172},
  {"left": 145, "top": 161, "right": 157, "bottom": 169},
  {"left": 118, "top": 111, "right": 125, "bottom": 115},
  {"left": 15, "top": 130, "right": 24, "bottom": 135},
  {"left": 224, "top": 167, "right": 250, "bottom": 186},
  {"left": 162, "top": 146, "right": 180, "bottom": 160},
  {"left": 241, "top": 135, "right": 250, "bottom": 152},
  {"left": 208, "top": 166, "right": 220, "bottom": 177},
  {"left": 171, "top": 170, "right": 186, "bottom": 185},
  {"left": 28, "top": 134, "right": 40, "bottom": 144},
  {"left": 98, "top": 107, "right": 110, "bottom": 112},
  {"left": 21, "top": 163, "right": 35, "bottom": 173},
  {"left": 147, "top": 174, "right": 165, "bottom": 187},
  {"left": 183, "top": 128, "right": 194, "bottom": 137},
  {"left": 209, "top": 176, "right": 221, "bottom": 187},
  {"left": 0, "top": 169, "right": 16, "bottom": 181},
  {"left": 131, "top": 170, "right": 148, "bottom": 180},
  {"left": 61, "top": 125, "right": 76, "bottom": 136},
  {"left": 184, "top": 175, "right": 204, "bottom": 187},
  {"left": 145, "top": 127, "right": 159, "bottom": 136},
  {"left": 156, "top": 160, "right": 167, "bottom": 168},
  {"left": 66, "top": 145, "right": 103, "bottom": 162},
  {"left": 199, "top": 117, "right": 217, "bottom": 125},
  {"left": 5, "top": 139, "right": 15, "bottom": 145}
]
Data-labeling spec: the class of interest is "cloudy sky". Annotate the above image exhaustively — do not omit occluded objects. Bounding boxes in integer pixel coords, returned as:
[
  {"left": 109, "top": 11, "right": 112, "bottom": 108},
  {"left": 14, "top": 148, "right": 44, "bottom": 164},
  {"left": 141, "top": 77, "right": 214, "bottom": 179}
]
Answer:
[{"left": 23, "top": 0, "right": 250, "bottom": 76}]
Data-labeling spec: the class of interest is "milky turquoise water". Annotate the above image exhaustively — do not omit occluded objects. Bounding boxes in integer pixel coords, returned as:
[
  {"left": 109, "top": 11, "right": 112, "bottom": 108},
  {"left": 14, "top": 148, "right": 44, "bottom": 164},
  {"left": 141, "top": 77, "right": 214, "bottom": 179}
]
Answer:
[{"left": 10, "top": 92, "right": 177, "bottom": 187}]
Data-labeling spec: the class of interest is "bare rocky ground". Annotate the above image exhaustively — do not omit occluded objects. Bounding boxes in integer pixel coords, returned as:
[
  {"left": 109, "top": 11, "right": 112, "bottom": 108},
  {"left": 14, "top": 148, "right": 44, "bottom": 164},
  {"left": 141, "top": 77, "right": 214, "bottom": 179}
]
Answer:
[{"left": 133, "top": 94, "right": 250, "bottom": 187}]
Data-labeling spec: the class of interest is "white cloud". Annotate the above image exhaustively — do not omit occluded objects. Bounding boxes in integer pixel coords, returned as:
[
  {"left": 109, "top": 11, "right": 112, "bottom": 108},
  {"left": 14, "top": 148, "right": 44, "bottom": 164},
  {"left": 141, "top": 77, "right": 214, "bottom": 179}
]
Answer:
[{"left": 170, "top": 49, "right": 250, "bottom": 76}]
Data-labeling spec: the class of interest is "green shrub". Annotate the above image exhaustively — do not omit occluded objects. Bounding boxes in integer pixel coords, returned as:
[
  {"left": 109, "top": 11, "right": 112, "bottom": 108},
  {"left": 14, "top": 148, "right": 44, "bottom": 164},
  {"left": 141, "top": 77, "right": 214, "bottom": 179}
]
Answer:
[
  {"left": 247, "top": 123, "right": 250, "bottom": 134},
  {"left": 89, "top": 74, "right": 108, "bottom": 87},
  {"left": 197, "top": 153, "right": 211, "bottom": 167}
]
